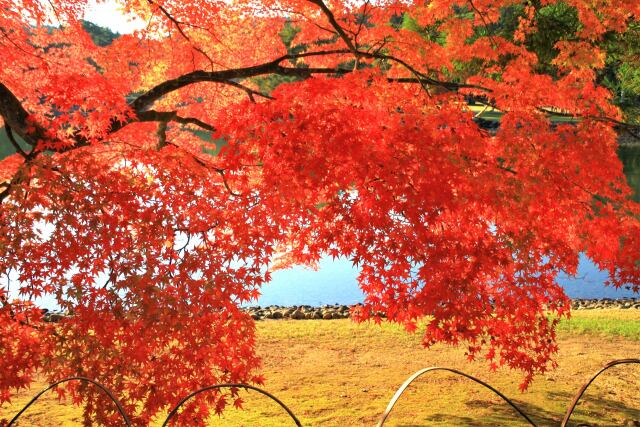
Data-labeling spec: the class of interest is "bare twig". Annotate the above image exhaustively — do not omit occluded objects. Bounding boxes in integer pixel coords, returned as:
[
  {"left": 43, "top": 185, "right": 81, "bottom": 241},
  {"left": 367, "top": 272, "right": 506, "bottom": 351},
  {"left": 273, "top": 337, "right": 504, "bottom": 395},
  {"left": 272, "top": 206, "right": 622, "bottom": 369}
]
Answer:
[
  {"left": 353, "top": 0, "right": 371, "bottom": 49},
  {"left": 467, "top": 0, "right": 498, "bottom": 49},
  {"left": 147, "top": 0, "right": 217, "bottom": 70},
  {"left": 307, "top": 0, "right": 357, "bottom": 52},
  {"left": 222, "top": 80, "right": 274, "bottom": 102},
  {"left": 215, "top": 169, "right": 242, "bottom": 197}
]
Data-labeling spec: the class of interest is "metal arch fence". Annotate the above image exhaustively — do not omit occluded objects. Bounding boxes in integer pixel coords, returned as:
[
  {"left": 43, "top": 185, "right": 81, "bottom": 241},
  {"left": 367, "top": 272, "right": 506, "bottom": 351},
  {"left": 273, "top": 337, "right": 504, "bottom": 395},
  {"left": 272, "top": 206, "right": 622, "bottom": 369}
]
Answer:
[
  {"left": 375, "top": 367, "right": 537, "bottom": 427},
  {"left": 5, "top": 359, "right": 639, "bottom": 426},
  {"left": 560, "top": 359, "right": 640, "bottom": 427},
  {"left": 160, "top": 384, "right": 302, "bottom": 427},
  {"left": 7, "top": 377, "right": 132, "bottom": 426}
]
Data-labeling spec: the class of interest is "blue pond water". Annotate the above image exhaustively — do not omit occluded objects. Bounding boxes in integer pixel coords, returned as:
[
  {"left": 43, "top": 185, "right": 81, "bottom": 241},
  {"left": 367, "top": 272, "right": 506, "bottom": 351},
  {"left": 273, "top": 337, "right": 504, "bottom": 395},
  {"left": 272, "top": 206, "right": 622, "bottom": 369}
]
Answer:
[
  {"left": 13, "top": 254, "right": 638, "bottom": 310},
  {"left": 255, "top": 253, "right": 638, "bottom": 307}
]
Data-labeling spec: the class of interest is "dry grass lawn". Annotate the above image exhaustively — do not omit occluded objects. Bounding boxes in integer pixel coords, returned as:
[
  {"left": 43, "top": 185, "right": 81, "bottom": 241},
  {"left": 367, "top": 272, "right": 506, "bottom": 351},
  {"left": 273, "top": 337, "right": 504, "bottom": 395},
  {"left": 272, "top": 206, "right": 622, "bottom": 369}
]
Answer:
[{"left": 1, "top": 309, "right": 639, "bottom": 426}]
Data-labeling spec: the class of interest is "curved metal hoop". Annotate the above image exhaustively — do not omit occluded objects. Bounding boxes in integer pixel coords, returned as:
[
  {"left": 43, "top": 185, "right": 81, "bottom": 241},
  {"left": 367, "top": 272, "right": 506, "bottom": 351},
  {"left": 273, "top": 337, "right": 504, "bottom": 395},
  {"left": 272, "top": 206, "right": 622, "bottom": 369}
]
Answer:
[
  {"left": 376, "top": 367, "right": 537, "bottom": 427},
  {"left": 161, "top": 383, "right": 302, "bottom": 426},
  {"left": 7, "top": 359, "right": 638, "bottom": 426},
  {"left": 561, "top": 358, "right": 640, "bottom": 427},
  {"left": 7, "top": 376, "right": 131, "bottom": 427}
]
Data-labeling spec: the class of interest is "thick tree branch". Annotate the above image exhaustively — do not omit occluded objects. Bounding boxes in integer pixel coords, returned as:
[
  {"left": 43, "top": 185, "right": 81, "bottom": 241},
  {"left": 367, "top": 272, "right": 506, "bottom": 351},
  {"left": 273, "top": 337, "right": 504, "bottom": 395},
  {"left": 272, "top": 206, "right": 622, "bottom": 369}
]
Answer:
[
  {"left": 0, "top": 184, "right": 10, "bottom": 203},
  {"left": 5, "top": 126, "right": 28, "bottom": 158},
  {"left": 130, "top": 49, "right": 489, "bottom": 112},
  {"left": 173, "top": 115, "right": 216, "bottom": 132},
  {"left": 137, "top": 110, "right": 216, "bottom": 132},
  {"left": 156, "top": 120, "right": 170, "bottom": 150},
  {"left": 0, "top": 48, "right": 490, "bottom": 161},
  {"left": 0, "top": 83, "right": 40, "bottom": 146}
]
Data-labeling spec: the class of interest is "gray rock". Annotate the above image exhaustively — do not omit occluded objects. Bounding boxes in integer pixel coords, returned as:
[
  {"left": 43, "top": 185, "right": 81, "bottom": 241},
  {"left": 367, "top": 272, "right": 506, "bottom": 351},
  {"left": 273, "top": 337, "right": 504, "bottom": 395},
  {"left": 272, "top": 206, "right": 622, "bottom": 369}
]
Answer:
[
  {"left": 291, "top": 309, "right": 305, "bottom": 320},
  {"left": 45, "top": 312, "right": 66, "bottom": 322}
]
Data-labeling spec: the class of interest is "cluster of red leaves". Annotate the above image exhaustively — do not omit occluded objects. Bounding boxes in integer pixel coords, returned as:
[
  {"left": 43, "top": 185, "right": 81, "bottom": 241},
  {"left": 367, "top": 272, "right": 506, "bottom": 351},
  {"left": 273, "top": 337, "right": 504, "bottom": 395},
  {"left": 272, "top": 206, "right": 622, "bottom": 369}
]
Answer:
[
  {"left": 1, "top": 145, "right": 270, "bottom": 424},
  {"left": 0, "top": 296, "right": 45, "bottom": 404},
  {"left": 0, "top": 0, "right": 638, "bottom": 425},
  {"left": 216, "top": 73, "right": 638, "bottom": 389}
]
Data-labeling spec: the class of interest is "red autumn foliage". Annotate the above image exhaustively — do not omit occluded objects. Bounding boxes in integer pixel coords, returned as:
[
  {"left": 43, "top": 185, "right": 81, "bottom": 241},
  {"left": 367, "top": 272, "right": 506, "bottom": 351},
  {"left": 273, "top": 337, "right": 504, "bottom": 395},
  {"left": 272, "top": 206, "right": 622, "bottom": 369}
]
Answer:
[{"left": 0, "top": 0, "right": 638, "bottom": 425}]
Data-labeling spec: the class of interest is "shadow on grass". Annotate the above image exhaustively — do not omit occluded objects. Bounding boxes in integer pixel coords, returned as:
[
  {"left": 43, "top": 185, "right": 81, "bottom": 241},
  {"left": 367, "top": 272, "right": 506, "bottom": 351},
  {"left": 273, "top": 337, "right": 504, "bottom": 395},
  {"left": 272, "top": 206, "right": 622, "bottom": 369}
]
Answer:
[
  {"left": 547, "top": 389, "right": 640, "bottom": 426},
  {"left": 392, "top": 391, "right": 640, "bottom": 427},
  {"left": 392, "top": 398, "right": 559, "bottom": 427}
]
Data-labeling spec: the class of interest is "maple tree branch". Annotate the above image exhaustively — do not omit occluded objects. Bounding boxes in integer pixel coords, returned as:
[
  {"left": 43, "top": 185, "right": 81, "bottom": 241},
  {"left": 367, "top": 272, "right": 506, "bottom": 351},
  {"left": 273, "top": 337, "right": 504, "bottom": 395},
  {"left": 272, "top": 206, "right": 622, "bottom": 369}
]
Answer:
[
  {"left": 148, "top": 0, "right": 189, "bottom": 40},
  {"left": 172, "top": 115, "right": 216, "bottom": 132},
  {"left": 130, "top": 49, "right": 488, "bottom": 112},
  {"left": 353, "top": 1, "right": 370, "bottom": 46},
  {"left": 307, "top": 0, "right": 357, "bottom": 52},
  {"left": 157, "top": 120, "right": 169, "bottom": 150},
  {"left": 537, "top": 107, "right": 640, "bottom": 137},
  {"left": 467, "top": 0, "right": 498, "bottom": 49},
  {"left": 466, "top": 101, "right": 640, "bottom": 139},
  {"left": 5, "top": 126, "right": 27, "bottom": 158},
  {"left": 0, "top": 28, "right": 46, "bottom": 63},
  {"left": 162, "top": 140, "right": 241, "bottom": 196},
  {"left": 0, "top": 82, "right": 40, "bottom": 146},
  {"left": 269, "top": 8, "right": 338, "bottom": 36},
  {"left": 139, "top": 110, "right": 217, "bottom": 149},
  {"left": 386, "top": 77, "right": 486, "bottom": 91},
  {"left": 137, "top": 110, "right": 216, "bottom": 132},
  {"left": 282, "top": 48, "right": 351, "bottom": 61},
  {"left": 222, "top": 80, "right": 274, "bottom": 102},
  {"left": 130, "top": 61, "right": 335, "bottom": 111},
  {"left": 0, "top": 183, "right": 10, "bottom": 203},
  {"left": 539, "top": 107, "right": 627, "bottom": 126},
  {"left": 0, "top": 49, "right": 491, "bottom": 161},
  {"left": 147, "top": 0, "right": 217, "bottom": 70},
  {"left": 215, "top": 169, "right": 242, "bottom": 197}
]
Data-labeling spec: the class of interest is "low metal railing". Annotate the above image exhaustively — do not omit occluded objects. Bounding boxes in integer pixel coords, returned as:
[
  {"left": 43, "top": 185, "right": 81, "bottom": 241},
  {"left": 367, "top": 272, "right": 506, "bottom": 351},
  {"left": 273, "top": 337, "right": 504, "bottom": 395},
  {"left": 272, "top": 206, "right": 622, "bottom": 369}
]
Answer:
[{"left": 5, "top": 358, "right": 639, "bottom": 426}]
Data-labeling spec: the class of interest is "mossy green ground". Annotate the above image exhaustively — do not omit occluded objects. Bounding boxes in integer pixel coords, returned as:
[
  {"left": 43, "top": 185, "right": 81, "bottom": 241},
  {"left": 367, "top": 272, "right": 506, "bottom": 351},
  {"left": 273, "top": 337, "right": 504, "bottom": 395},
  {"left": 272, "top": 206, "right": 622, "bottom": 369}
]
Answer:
[{"left": 2, "top": 309, "right": 639, "bottom": 426}]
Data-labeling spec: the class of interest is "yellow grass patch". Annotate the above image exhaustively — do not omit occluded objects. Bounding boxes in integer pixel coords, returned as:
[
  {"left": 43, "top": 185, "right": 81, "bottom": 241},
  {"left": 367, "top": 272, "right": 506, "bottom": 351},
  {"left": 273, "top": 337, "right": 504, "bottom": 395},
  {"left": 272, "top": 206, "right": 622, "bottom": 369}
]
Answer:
[{"left": 2, "top": 311, "right": 639, "bottom": 426}]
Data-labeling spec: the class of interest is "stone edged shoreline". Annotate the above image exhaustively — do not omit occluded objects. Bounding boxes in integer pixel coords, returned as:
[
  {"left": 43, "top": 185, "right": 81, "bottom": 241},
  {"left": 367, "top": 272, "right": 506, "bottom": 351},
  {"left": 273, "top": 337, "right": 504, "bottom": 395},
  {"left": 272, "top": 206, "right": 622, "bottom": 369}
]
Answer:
[
  {"left": 39, "top": 298, "right": 640, "bottom": 322},
  {"left": 571, "top": 297, "right": 640, "bottom": 310},
  {"left": 243, "top": 298, "right": 640, "bottom": 321},
  {"left": 243, "top": 304, "right": 355, "bottom": 321}
]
